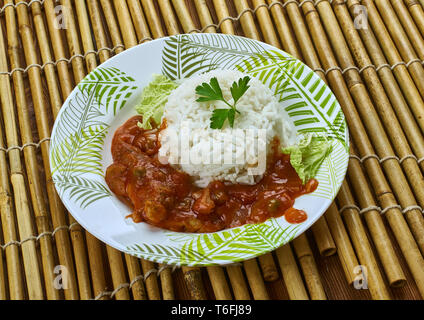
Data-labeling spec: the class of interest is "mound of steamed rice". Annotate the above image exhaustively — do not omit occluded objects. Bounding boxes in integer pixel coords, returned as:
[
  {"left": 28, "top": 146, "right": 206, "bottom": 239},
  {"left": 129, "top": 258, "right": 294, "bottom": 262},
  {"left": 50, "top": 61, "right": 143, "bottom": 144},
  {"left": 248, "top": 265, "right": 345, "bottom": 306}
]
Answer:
[{"left": 158, "top": 70, "right": 295, "bottom": 187}]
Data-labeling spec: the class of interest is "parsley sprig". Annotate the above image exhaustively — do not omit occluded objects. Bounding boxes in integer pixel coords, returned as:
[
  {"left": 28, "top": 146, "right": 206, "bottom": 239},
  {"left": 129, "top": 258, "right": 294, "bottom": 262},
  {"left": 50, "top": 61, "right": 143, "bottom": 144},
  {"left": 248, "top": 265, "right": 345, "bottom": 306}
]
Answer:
[{"left": 195, "top": 76, "right": 251, "bottom": 129}]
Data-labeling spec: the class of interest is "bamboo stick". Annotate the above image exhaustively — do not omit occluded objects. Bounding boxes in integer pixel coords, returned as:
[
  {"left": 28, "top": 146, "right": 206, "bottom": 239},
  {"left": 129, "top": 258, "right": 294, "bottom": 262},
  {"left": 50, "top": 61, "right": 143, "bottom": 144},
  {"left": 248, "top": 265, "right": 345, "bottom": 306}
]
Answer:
[
  {"left": 125, "top": 255, "right": 147, "bottom": 300},
  {"left": 258, "top": 253, "right": 279, "bottom": 282},
  {"left": 29, "top": 2, "right": 62, "bottom": 118},
  {"left": 171, "top": 0, "right": 197, "bottom": 33},
  {"left": 0, "top": 118, "right": 25, "bottom": 300},
  {"left": 337, "top": 182, "right": 391, "bottom": 300},
  {"left": 126, "top": 0, "right": 152, "bottom": 42},
  {"left": 43, "top": 0, "right": 97, "bottom": 299},
  {"left": 194, "top": 0, "right": 217, "bottom": 33},
  {"left": 182, "top": 266, "right": 207, "bottom": 300},
  {"left": 113, "top": 0, "right": 138, "bottom": 47},
  {"left": 86, "top": 234, "right": 108, "bottom": 300},
  {"left": 212, "top": 0, "right": 235, "bottom": 34},
  {"left": 44, "top": 0, "right": 75, "bottom": 96},
  {"left": 100, "top": 0, "right": 125, "bottom": 50},
  {"left": 226, "top": 265, "right": 251, "bottom": 300},
  {"left": 325, "top": 203, "right": 359, "bottom": 285},
  {"left": 106, "top": 246, "right": 130, "bottom": 300},
  {"left": 281, "top": 0, "right": 324, "bottom": 77},
  {"left": 140, "top": 0, "right": 166, "bottom": 38},
  {"left": 292, "top": 235, "right": 326, "bottom": 300},
  {"left": 10, "top": 174, "right": 44, "bottom": 299},
  {"left": 60, "top": 0, "right": 87, "bottom": 82},
  {"left": 158, "top": 0, "right": 181, "bottom": 35},
  {"left": 0, "top": 250, "right": 7, "bottom": 300},
  {"left": 404, "top": 0, "right": 424, "bottom": 38},
  {"left": 159, "top": 265, "right": 175, "bottom": 300},
  {"left": 252, "top": 0, "right": 281, "bottom": 47},
  {"left": 141, "top": 260, "right": 161, "bottom": 300},
  {"left": 1, "top": 3, "right": 44, "bottom": 300},
  {"left": 206, "top": 266, "right": 233, "bottom": 299},
  {"left": 0, "top": 225, "right": 6, "bottom": 299},
  {"left": 310, "top": 218, "right": 337, "bottom": 257},
  {"left": 75, "top": 0, "right": 97, "bottom": 71},
  {"left": 390, "top": 0, "right": 424, "bottom": 61},
  {"left": 243, "top": 259, "right": 269, "bottom": 300},
  {"left": 34, "top": 0, "right": 91, "bottom": 299},
  {"left": 87, "top": 0, "right": 111, "bottom": 63},
  {"left": 276, "top": 245, "right": 309, "bottom": 300},
  {"left": 234, "top": 0, "right": 261, "bottom": 40},
  {"left": 366, "top": 0, "right": 424, "bottom": 99},
  {"left": 347, "top": 150, "right": 406, "bottom": 287}
]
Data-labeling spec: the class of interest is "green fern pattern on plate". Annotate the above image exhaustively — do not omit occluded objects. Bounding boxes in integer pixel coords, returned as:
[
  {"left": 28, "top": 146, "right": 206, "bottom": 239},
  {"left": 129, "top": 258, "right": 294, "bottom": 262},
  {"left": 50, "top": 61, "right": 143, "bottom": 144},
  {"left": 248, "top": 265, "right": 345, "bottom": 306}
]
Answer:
[
  {"left": 126, "top": 220, "right": 300, "bottom": 266},
  {"left": 162, "top": 34, "right": 266, "bottom": 80},
  {"left": 79, "top": 67, "right": 138, "bottom": 115},
  {"left": 51, "top": 67, "right": 138, "bottom": 208},
  {"left": 313, "top": 140, "right": 348, "bottom": 200}
]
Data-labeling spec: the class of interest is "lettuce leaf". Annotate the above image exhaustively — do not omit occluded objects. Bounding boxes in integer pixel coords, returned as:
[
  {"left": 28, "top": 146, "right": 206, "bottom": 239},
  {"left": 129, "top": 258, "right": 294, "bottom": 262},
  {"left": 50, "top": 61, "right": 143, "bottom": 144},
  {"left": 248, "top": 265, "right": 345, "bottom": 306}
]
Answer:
[
  {"left": 135, "top": 74, "right": 178, "bottom": 129},
  {"left": 282, "top": 135, "right": 332, "bottom": 184}
]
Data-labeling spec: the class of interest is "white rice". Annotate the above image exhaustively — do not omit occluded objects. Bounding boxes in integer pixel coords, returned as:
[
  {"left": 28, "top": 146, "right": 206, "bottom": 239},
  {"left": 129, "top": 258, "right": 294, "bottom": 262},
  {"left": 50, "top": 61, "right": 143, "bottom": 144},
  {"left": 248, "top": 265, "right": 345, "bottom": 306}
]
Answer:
[{"left": 158, "top": 70, "right": 296, "bottom": 187}]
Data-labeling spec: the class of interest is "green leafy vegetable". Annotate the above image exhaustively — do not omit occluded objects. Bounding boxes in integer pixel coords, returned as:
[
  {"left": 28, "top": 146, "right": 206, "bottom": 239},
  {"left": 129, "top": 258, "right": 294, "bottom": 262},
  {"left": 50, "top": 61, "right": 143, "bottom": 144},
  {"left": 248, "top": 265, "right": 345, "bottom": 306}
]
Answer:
[
  {"left": 195, "top": 76, "right": 251, "bottom": 129},
  {"left": 136, "top": 74, "right": 178, "bottom": 129},
  {"left": 282, "top": 135, "right": 332, "bottom": 184}
]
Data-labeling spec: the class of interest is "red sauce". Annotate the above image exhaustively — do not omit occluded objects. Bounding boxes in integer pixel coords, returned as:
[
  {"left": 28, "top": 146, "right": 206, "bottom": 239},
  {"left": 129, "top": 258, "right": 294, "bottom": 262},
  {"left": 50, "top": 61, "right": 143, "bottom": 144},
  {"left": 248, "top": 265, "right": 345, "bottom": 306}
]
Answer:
[{"left": 105, "top": 116, "right": 318, "bottom": 233}]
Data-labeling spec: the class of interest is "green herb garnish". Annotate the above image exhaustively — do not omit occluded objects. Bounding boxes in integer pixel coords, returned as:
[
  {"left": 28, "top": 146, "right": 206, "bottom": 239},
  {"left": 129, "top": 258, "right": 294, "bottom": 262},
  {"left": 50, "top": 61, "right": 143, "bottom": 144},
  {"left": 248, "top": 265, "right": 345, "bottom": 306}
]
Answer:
[{"left": 195, "top": 76, "right": 251, "bottom": 129}]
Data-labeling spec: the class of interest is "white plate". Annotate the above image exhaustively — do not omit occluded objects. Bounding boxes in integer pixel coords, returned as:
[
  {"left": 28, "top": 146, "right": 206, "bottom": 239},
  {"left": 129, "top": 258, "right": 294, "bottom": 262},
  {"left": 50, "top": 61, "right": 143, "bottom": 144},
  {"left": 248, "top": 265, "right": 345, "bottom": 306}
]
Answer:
[{"left": 50, "top": 34, "right": 349, "bottom": 266}]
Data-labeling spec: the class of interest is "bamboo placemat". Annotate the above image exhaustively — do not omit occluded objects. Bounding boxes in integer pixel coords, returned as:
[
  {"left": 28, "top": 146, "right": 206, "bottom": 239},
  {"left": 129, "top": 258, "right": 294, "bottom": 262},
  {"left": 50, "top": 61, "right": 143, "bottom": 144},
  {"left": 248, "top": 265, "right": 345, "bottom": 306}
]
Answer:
[{"left": 0, "top": 0, "right": 424, "bottom": 300}]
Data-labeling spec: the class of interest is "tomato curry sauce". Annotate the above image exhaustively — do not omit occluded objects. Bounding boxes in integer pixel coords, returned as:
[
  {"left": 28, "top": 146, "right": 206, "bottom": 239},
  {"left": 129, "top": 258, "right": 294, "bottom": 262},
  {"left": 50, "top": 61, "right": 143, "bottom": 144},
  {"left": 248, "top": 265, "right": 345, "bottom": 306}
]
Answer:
[{"left": 105, "top": 116, "right": 318, "bottom": 233}]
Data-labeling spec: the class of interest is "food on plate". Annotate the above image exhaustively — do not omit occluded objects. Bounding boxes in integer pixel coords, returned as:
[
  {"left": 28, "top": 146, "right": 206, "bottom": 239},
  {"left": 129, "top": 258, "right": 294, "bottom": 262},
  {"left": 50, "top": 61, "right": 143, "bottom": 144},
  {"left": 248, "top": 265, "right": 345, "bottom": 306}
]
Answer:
[
  {"left": 105, "top": 70, "right": 331, "bottom": 233},
  {"left": 160, "top": 70, "right": 295, "bottom": 187}
]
